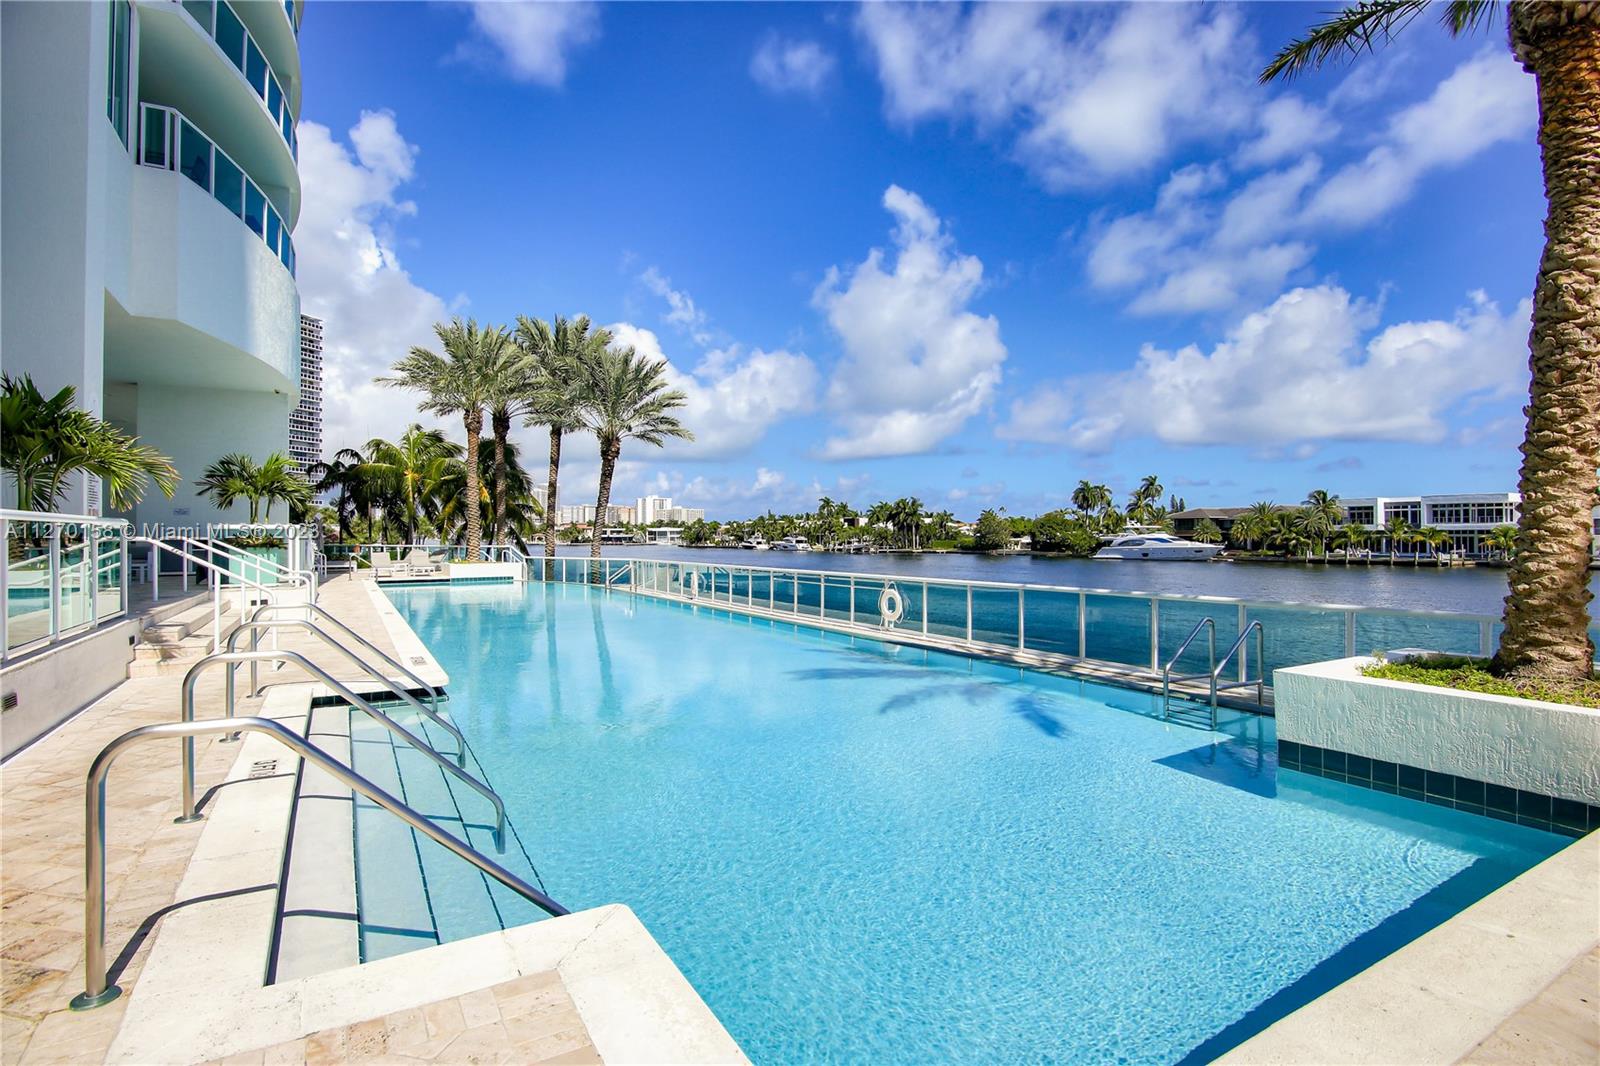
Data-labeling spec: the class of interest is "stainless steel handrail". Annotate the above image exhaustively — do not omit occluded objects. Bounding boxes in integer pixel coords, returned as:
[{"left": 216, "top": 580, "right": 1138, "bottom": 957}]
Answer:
[
  {"left": 69, "top": 716, "right": 567, "bottom": 1011},
  {"left": 246, "top": 601, "right": 445, "bottom": 715},
  {"left": 224, "top": 618, "right": 464, "bottom": 764},
  {"left": 178, "top": 650, "right": 507, "bottom": 851},
  {"left": 1213, "top": 621, "right": 1266, "bottom": 709},
  {"left": 128, "top": 536, "right": 286, "bottom": 601},
  {"left": 1162, "top": 617, "right": 1216, "bottom": 723}
]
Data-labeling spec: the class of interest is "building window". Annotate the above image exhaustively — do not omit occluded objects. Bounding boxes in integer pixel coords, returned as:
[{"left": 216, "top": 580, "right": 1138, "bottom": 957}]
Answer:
[
  {"left": 243, "top": 183, "right": 265, "bottom": 236},
  {"left": 180, "top": 119, "right": 211, "bottom": 190},
  {"left": 182, "top": 0, "right": 213, "bottom": 33},
  {"left": 1344, "top": 506, "right": 1374, "bottom": 525},
  {"left": 106, "top": 1, "right": 131, "bottom": 147},
  {"left": 215, "top": 1, "right": 247, "bottom": 69}
]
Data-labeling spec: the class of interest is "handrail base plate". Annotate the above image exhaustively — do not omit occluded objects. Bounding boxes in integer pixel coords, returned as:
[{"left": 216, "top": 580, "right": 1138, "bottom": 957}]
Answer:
[{"left": 70, "top": 986, "right": 121, "bottom": 1011}]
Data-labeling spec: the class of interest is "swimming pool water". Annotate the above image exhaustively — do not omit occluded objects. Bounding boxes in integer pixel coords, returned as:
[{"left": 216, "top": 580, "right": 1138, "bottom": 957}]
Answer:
[{"left": 381, "top": 581, "right": 1568, "bottom": 1064}]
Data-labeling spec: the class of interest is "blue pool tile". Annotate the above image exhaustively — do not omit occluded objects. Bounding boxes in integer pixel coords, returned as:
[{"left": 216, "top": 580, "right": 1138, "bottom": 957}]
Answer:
[
  {"left": 1455, "top": 778, "right": 1485, "bottom": 808},
  {"left": 1398, "top": 764, "right": 1426, "bottom": 792},
  {"left": 1323, "top": 750, "right": 1347, "bottom": 775},
  {"left": 1370, "top": 760, "right": 1398, "bottom": 787},
  {"left": 1424, "top": 771, "right": 1455, "bottom": 800},
  {"left": 1345, "top": 754, "right": 1371, "bottom": 781},
  {"left": 1301, "top": 746, "right": 1322, "bottom": 771},
  {"left": 1518, "top": 791, "right": 1552, "bottom": 822},
  {"left": 1484, "top": 783, "right": 1518, "bottom": 814}
]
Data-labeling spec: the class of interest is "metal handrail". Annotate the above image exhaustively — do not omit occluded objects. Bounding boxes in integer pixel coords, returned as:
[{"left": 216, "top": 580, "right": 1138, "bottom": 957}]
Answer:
[
  {"left": 129, "top": 536, "right": 284, "bottom": 601},
  {"left": 69, "top": 716, "right": 567, "bottom": 1011},
  {"left": 224, "top": 618, "right": 464, "bottom": 764},
  {"left": 246, "top": 601, "right": 445, "bottom": 715},
  {"left": 1214, "top": 621, "right": 1266, "bottom": 706},
  {"left": 1162, "top": 617, "right": 1217, "bottom": 721},
  {"left": 178, "top": 650, "right": 507, "bottom": 851},
  {"left": 177, "top": 536, "right": 306, "bottom": 584}
]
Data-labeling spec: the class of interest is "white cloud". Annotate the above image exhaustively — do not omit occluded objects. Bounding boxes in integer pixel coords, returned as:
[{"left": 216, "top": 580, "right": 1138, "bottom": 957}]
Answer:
[
  {"left": 856, "top": 3, "right": 1251, "bottom": 186},
  {"left": 456, "top": 1, "right": 600, "bottom": 86},
  {"left": 749, "top": 35, "right": 835, "bottom": 96},
  {"left": 1306, "top": 51, "right": 1532, "bottom": 226},
  {"left": 294, "top": 111, "right": 452, "bottom": 454},
  {"left": 813, "top": 185, "right": 1006, "bottom": 459},
  {"left": 638, "top": 267, "right": 711, "bottom": 346},
  {"left": 1236, "top": 95, "right": 1338, "bottom": 169},
  {"left": 1087, "top": 51, "right": 1533, "bottom": 316},
  {"left": 1000, "top": 285, "right": 1530, "bottom": 452},
  {"left": 606, "top": 323, "right": 817, "bottom": 460}
]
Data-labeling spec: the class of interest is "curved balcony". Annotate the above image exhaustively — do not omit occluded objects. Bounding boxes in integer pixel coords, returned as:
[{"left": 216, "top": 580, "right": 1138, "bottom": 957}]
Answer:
[
  {"left": 138, "top": 103, "right": 296, "bottom": 280},
  {"left": 138, "top": 0, "right": 300, "bottom": 223}
]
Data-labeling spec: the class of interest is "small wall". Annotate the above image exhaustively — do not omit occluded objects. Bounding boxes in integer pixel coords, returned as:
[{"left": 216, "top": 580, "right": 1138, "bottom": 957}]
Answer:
[
  {"left": 1275, "top": 657, "right": 1600, "bottom": 831},
  {"left": 1, "top": 619, "right": 139, "bottom": 760},
  {"left": 445, "top": 561, "right": 521, "bottom": 582}
]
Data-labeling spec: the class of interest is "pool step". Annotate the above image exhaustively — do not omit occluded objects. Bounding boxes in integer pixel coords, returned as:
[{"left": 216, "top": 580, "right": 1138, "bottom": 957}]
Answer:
[{"left": 346, "top": 702, "right": 552, "bottom": 963}]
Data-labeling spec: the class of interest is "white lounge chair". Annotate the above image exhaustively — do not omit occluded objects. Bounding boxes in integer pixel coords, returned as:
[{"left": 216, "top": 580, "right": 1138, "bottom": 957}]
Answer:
[
  {"left": 369, "top": 550, "right": 401, "bottom": 578},
  {"left": 403, "top": 548, "right": 440, "bottom": 576}
]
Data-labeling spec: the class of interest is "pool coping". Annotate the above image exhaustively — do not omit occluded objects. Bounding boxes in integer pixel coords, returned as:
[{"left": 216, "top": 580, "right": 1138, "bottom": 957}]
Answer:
[{"left": 1219, "top": 828, "right": 1599, "bottom": 1064}]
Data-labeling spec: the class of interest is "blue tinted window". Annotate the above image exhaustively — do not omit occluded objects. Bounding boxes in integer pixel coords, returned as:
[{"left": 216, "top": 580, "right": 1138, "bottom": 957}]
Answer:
[
  {"left": 215, "top": 2, "right": 246, "bottom": 70},
  {"left": 213, "top": 154, "right": 243, "bottom": 218},
  {"left": 141, "top": 108, "right": 168, "bottom": 168},
  {"left": 182, "top": 0, "right": 212, "bottom": 32},
  {"left": 179, "top": 120, "right": 211, "bottom": 190},
  {"left": 245, "top": 39, "right": 267, "bottom": 97},
  {"left": 243, "top": 183, "right": 265, "bottom": 236},
  {"left": 266, "top": 207, "right": 282, "bottom": 255},
  {"left": 268, "top": 78, "right": 283, "bottom": 122}
]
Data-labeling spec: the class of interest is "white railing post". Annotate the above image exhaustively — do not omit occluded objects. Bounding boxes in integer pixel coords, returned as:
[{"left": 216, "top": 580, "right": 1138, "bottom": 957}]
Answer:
[
  {"left": 48, "top": 524, "right": 61, "bottom": 644},
  {"left": 966, "top": 585, "right": 973, "bottom": 643},
  {"left": 1344, "top": 610, "right": 1356, "bottom": 659},
  {"left": 849, "top": 577, "right": 856, "bottom": 625},
  {"left": 120, "top": 527, "right": 129, "bottom": 617},
  {"left": 1, "top": 516, "right": 9, "bottom": 656},
  {"left": 1479, "top": 620, "right": 1493, "bottom": 658},
  {"left": 1078, "top": 591, "right": 1087, "bottom": 659},
  {"left": 921, "top": 582, "right": 928, "bottom": 635},
  {"left": 1149, "top": 599, "right": 1160, "bottom": 672},
  {"left": 1239, "top": 603, "right": 1249, "bottom": 682},
  {"left": 1018, "top": 588, "right": 1025, "bottom": 650},
  {"left": 88, "top": 528, "right": 99, "bottom": 627}
]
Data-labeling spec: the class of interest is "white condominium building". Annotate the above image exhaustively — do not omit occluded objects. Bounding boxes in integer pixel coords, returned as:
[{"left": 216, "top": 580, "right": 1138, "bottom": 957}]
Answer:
[
  {"left": 2, "top": 0, "right": 304, "bottom": 529},
  {"left": 635, "top": 495, "right": 672, "bottom": 525},
  {"left": 1340, "top": 494, "right": 1520, "bottom": 556},
  {"left": 289, "top": 313, "right": 322, "bottom": 478}
]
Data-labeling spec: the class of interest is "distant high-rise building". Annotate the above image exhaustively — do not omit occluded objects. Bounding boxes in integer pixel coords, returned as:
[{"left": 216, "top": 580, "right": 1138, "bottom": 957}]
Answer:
[
  {"left": 635, "top": 495, "right": 672, "bottom": 524},
  {"left": 289, "top": 314, "right": 323, "bottom": 478}
]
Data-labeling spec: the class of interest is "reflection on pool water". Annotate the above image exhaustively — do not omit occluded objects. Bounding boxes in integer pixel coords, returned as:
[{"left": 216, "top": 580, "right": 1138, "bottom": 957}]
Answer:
[{"left": 378, "top": 581, "right": 1568, "bottom": 1065}]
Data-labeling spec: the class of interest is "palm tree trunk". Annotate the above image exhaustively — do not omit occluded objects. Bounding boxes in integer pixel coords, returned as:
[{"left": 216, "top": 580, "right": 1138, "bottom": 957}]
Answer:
[
  {"left": 1495, "top": 6, "right": 1600, "bottom": 681},
  {"left": 589, "top": 438, "right": 620, "bottom": 579},
  {"left": 491, "top": 408, "right": 510, "bottom": 547},
  {"left": 543, "top": 428, "right": 562, "bottom": 580},
  {"left": 462, "top": 409, "right": 483, "bottom": 560}
]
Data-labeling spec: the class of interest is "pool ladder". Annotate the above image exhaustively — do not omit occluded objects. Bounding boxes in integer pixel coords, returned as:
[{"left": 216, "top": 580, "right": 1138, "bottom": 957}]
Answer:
[{"left": 1161, "top": 618, "right": 1266, "bottom": 729}]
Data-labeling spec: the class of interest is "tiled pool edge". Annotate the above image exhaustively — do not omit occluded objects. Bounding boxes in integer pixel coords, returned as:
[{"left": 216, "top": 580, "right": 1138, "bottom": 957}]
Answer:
[
  {"left": 1219, "top": 829, "right": 1599, "bottom": 1065},
  {"left": 1278, "top": 742, "right": 1599, "bottom": 837}
]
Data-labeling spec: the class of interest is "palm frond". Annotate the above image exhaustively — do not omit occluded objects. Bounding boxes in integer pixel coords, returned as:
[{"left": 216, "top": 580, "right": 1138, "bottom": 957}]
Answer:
[
  {"left": 1260, "top": 0, "right": 1430, "bottom": 82},
  {"left": 1441, "top": 0, "right": 1498, "bottom": 35}
]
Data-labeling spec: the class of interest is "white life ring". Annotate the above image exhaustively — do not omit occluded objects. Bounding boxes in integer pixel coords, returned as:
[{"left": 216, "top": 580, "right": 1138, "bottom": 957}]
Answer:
[{"left": 879, "top": 584, "right": 904, "bottom": 628}]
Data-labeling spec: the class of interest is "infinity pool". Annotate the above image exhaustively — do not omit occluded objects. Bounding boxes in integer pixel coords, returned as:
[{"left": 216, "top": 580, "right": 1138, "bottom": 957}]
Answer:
[{"left": 381, "top": 580, "right": 1568, "bottom": 1064}]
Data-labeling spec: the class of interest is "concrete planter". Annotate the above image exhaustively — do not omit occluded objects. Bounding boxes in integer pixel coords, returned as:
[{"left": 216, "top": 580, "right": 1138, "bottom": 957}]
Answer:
[
  {"left": 444, "top": 561, "right": 522, "bottom": 582},
  {"left": 1275, "top": 656, "right": 1600, "bottom": 805}
]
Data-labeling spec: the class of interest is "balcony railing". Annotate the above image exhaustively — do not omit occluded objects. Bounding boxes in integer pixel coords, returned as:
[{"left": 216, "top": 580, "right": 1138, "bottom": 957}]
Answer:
[
  {"left": 3, "top": 511, "right": 130, "bottom": 662},
  {"left": 139, "top": 102, "right": 296, "bottom": 277},
  {"left": 176, "top": 0, "right": 298, "bottom": 160}
]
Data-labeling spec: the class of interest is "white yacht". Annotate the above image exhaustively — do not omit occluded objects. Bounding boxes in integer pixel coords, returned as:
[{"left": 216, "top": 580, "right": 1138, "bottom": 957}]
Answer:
[
  {"left": 740, "top": 535, "right": 770, "bottom": 551},
  {"left": 1094, "top": 531, "right": 1223, "bottom": 561},
  {"left": 773, "top": 535, "right": 811, "bottom": 552}
]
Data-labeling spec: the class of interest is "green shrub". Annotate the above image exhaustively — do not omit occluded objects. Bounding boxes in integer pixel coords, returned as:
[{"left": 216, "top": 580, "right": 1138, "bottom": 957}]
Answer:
[{"left": 1362, "top": 656, "right": 1600, "bottom": 709}]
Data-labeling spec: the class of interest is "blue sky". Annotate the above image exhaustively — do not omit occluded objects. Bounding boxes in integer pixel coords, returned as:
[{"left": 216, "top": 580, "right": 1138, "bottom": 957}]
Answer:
[{"left": 296, "top": 2, "right": 1545, "bottom": 519}]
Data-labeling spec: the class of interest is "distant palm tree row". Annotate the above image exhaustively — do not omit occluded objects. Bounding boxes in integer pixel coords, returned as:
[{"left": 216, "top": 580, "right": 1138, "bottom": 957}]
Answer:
[
  {"left": 378, "top": 316, "right": 692, "bottom": 568},
  {"left": 684, "top": 497, "right": 955, "bottom": 550}
]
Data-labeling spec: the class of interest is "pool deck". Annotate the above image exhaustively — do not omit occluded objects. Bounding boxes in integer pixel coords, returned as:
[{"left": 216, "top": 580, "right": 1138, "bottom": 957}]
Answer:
[{"left": 0, "top": 575, "right": 743, "bottom": 1065}]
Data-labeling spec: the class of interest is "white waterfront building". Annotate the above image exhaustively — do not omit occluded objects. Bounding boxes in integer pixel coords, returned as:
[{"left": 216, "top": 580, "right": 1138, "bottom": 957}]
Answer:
[
  {"left": 2, "top": 0, "right": 304, "bottom": 531},
  {"left": 1339, "top": 494, "right": 1521, "bottom": 556}
]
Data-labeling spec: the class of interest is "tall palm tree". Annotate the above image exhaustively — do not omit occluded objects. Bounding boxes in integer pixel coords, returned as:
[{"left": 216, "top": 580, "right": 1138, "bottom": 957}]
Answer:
[
  {"left": 435, "top": 437, "right": 544, "bottom": 551},
  {"left": 1301, "top": 489, "right": 1343, "bottom": 560},
  {"left": 379, "top": 318, "right": 511, "bottom": 559},
  {"left": 1265, "top": 1, "right": 1596, "bottom": 679},
  {"left": 1235, "top": 501, "right": 1281, "bottom": 552},
  {"left": 1382, "top": 516, "right": 1413, "bottom": 565},
  {"left": 1071, "top": 480, "right": 1112, "bottom": 518},
  {"left": 195, "top": 452, "right": 310, "bottom": 524},
  {"left": 481, "top": 342, "right": 539, "bottom": 547},
  {"left": 2, "top": 374, "right": 178, "bottom": 512},
  {"left": 360, "top": 425, "right": 460, "bottom": 544},
  {"left": 515, "top": 315, "right": 610, "bottom": 575},
  {"left": 308, "top": 448, "right": 365, "bottom": 542},
  {"left": 580, "top": 344, "right": 692, "bottom": 566}
]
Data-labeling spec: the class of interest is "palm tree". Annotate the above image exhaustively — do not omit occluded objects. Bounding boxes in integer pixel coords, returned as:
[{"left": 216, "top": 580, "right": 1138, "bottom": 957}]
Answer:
[
  {"left": 580, "top": 344, "right": 692, "bottom": 567},
  {"left": 307, "top": 448, "right": 365, "bottom": 542},
  {"left": 435, "top": 437, "right": 544, "bottom": 551},
  {"left": 2, "top": 374, "right": 178, "bottom": 511},
  {"left": 1486, "top": 524, "right": 1520, "bottom": 561},
  {"left": 195, "top": 452, "right": 310, "bottom": 524},
  {"left": 1192, "top": 517, "right": 1223, "bottom": 544},
  {"left": 1301, "top": 489, "right": 1342, "bottom": 559},
  {"left": 360, "top": 426, "right": 460, "bottom": 544},
  {"left": 515, "top": 315, "right": 610, "bottom": 576},
  {"left": 482, "top": 341, "right": 539, "bottom": 547},
  {"left": 1264, "top": 2, "right": 1596, "bottom": 679},
  {"left": 1382, "top": 516, "right": 1413, "bottom": 564},
  {"left": 1235, "top": 502, "right": 1281, "bottom": 552},
  {"left": 1071, "top": 480, "right": 1112, "bottom": 518},
  {"left": 379, "top": 318, "right": 512, "bottom": 560},
  {"left": 1331, "top": 521, "right": 1370, "bottom": 562}
]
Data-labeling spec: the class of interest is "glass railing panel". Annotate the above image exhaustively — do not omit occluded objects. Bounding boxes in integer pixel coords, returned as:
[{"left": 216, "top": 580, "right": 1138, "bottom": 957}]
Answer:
[
  {"left": 267, "top": 78, "right": 283, "bottom": 127},
  {"left": 896, "top": 582, "right": 927, "bottom": 633},
  {"left": 243, "top": 182, "right": 265, "bottom": 236},
  {"left": 182, "top": 0, "right": 214, "bottom": 34},
  {"left": 924, "top": 583, "right": 969, "bottom": 641},
  {"left": 794, "top": 573, "right": 822, "bottom": 617},
  {"left": 215, "top": 0, "right": 247, "bottom": 70},
  {"left": 5, "top": 535, "right": 52, "bottom": 651},
  {"left": 214, "top": 153, "right": 243, "bottom": 218},
  {"left": 1083, "top": 594, "right": 1151, "bottom": 668},
  {"left": 58, "top": 535, "right": 90, "bottom": 631},
  {"left": 179, "top": 119, "right": 211, "bottom": 189},
  {"left": 770, "top": 572, "right": 796, "bottom": 614},
  {"left": 266, "top": 205, "right": 281, "bottom": 255},
  {"left": 852, "top": 579, "right": 886, "bottom": 627},
  {"left": 96, "top": 537, "right": 124, "bottom": 618},
  {"left": 141, "top": 107, "right": 169, "bottom": 168},
  {"left": 1244, "top": 605, "right": 1348, "bottom": 676},
  {"left": 971, "top": 587, "right": 1019, "bottom": 647},
  {"left": 1021, "top": 588, "right": 1079, "bottom": 656},
  {"left": 1355, "top": 613, "right": 1484, "bottom": 659},
  {"left": 821, "top": 576, "right": 851, "bottom": 622},
  {"left": 245, "top": 38, "right": 269, "bottom": 97},
  {"left": 1159, "top": 600, "right": 1240, "bottom": 677},
  {"left": 750, "top": 570, "right": 772, "bottom": 609}
]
